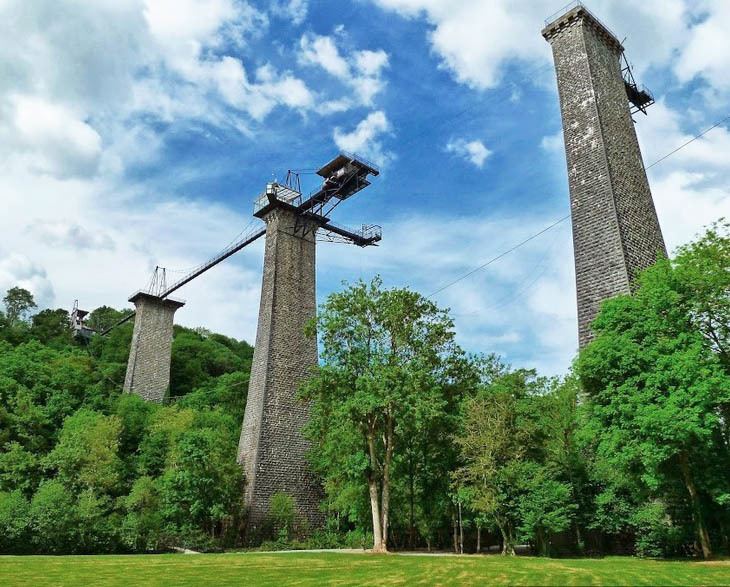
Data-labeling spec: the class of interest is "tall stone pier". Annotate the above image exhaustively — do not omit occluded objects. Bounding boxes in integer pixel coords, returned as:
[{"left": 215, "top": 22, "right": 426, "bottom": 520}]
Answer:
[
  {"left": 542, "top": 5, "right": 666, "bottom": 347},
  {"left": 238, "top": 206, "right": 324, "bottom": 533},
  {"left": 123, "top": 292, "right": 184, "bottom": 403}
]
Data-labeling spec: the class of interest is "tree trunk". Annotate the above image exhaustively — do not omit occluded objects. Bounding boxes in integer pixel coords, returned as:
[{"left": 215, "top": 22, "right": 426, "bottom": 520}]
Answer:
[
  {"left": 575, "top": 523, "right": 584, "bottom": 554},
  {"left": 476, "top": 525, "right": 481, "bottom": 554},
  {"left": 408, "top": 454, "right": 415, "bottom": 550},
  {"left": 498, "top": 525, "right": 508, "bottom": 555},
  {"left": 367, "top": 432, "right": 386, "bottom": 553},
  {"left": 458, "top": 501, "right": 464, "bottom": 554},
  {"left": 679, "top": 451, "right": 712, "bottom": 559},
  {"left": 452, "top": 514, "right": 458, "bottom": 553},
  {"left": 368, "top": 477, "right": 385, "bottom": 552},
  {"left": 380, "top": 415, "right": 394, "bottom": 552},
  {"left": 500, "top": 524, "right": 516, "bottom": 556}
]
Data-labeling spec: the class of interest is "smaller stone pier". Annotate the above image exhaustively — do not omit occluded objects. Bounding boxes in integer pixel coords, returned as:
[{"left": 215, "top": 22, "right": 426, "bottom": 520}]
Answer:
[{"left": 123, "top": 292, "right": 185, "bottom": 403}]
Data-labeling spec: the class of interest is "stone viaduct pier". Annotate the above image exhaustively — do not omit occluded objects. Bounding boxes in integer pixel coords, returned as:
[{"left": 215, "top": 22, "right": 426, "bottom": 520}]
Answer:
[
  {"left": 123, "top": 291, "right": 184, "bottom": 403},
  {"left": 543, "top": 2, "right": 667, "bottom": 346}
]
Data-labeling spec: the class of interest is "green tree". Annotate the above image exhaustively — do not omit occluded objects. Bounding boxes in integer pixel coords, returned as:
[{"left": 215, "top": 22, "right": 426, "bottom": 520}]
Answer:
[
  {"left": 120, "top": 476, "right": 162, "bottom": 551},
  {"left": 672, "top": 220, "right": 730, "bottom": 370},
  {"left": 267, "top": 491, "right": 296, "bottom": 542},
  {"left": 301, "top": 277, "right": 467, "bottom": 552},
  {"left": 75, "top": 490, "right": 118, "bottom": 553},
  {"left": 578, "top": 225, "right": 730, "bottom": 559},
  {"left": 455, "top": 369, "right": 575, "bottom": 555},
  {"left": 0, "top": 442, "right": 41, "bottom": 496},
  {"left": 86, "top": 306, "right": 127, "bottom": 334},
  {"left": 30, "top": 308, "right": 72, "bottom": 347},
  {"left": 46, "top": 409, "right": 123, "bottom": 493},
  {"left": 3, "top": 287, "right": 36, "bottom": 324},
  {"left": 0, "top": 490, "right": 31, "bottom": 553},
  {"left": 158, "top": 426, "right": 244, "bottom": 544},
  {"left": 169, "top": 326, "right": 249, "bottom": 397},
  {"left": 29, "top": 480, "right": 76, "bottom": 553}
]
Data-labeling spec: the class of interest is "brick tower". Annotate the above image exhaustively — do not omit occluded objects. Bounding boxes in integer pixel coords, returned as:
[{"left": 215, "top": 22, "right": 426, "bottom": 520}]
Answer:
[
  {"left": 238, "top": 155, "right": 381, "bottom": 535},
  {"left": 542, "top": 3, "right": 666, "bottom": 347},
  {"left": 237, "top": 205, "right": 324, "bottom": 533},
  {"left": 123, "top": 292, "right": 184, "bottom": 402}
]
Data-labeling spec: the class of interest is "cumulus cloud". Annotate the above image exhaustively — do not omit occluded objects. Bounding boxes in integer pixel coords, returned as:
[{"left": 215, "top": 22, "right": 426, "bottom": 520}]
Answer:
[
  {"left": 333, "top": 111, "right": 392, "bottom": 165},
  {"left": 0, "top": 0, "right": 311, "bottom": 339},
  {"left": 9, "top": 96, "right": 103, "bottom": 178},
  {"left": 28, "top": 221, "right": 115, "bottom": 252},
  {"left": 445, "top": 138, "right": 491, "bottom": 168},
  {"left": 675, "top": 1, "right": 730, "bottom": 92},
  {"left": 369, "top": 0, "right": 699, "bottom": 89},
  {"left": 632, "top": 101, "right": 730, "bottom": 251},
  {"left": 0, "top": 254, "right": 55, "bottom": 309},
  {"left": 298, "top": 32, "right": 390, "bottom": 108},
  {"left": 271, "top": 0, "right": 308, "bottom": 25}
]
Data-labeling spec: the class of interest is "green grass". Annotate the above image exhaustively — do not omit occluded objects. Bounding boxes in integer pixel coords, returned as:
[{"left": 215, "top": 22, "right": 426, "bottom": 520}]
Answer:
[{"left": 2, "top": 552, "right": 730, "bottom": 586}]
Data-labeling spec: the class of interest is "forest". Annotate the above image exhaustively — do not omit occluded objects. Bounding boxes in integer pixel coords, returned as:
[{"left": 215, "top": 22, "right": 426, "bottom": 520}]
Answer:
[{"left": 0, "top": 221, "right": 728, "bottom": 558}]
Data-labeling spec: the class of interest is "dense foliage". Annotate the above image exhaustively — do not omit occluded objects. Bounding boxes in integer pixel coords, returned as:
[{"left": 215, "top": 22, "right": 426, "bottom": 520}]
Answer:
[
  {"left": 0, "top": 299, "right": 252, "bottom": 553},
  {"left": 0, "top": 222, "right": 727, "bottom": 558},
  {"left": 300, "top": 277, "right": 471, "bottom": 551},
  {"left": 301, "top": 223, "right": 730, "bottom": 558}
]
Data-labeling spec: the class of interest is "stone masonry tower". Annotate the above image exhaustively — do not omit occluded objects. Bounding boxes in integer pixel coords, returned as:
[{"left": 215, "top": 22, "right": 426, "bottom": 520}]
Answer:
[
  {"left": 123, "top": 292, "right": 184, "bottom": 403},
  {"left": 238, "top": 155, "right": 381, "bottom": 535},
  {"left": 238, "top": 206, "right": 323, "bottom": 532},
  {"left": 542, "top": 3, "right": 666, "bottom": 347}
]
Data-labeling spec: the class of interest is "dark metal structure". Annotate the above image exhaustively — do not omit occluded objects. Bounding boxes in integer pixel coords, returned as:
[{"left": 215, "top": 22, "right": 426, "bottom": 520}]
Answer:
[
  {"left": 254, "top": 152, "right": 382, "bottom": 247},
  {"left": 621, "top": 53, "right": 655, "bottom": 115}
]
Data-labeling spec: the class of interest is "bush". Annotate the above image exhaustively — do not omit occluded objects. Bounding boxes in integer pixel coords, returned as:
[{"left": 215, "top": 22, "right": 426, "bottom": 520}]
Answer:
[
  {"left": 632, "top": 501, "right": 685, "bottom": 558},
  {"left": 29, "top": 480, "right": 76, "bottom": 553},
  {"left": 0, "top": 490, "right": 31, "bottom": 553},
  {"left": 267, "top": 492, "right": 296, "bottom": 542}
]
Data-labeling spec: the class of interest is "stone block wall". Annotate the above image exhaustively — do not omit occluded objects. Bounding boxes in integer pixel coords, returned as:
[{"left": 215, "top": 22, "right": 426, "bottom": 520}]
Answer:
[
  {"left": 123, "top": 292, "right": 184, "bottom": 403},
  {"left": 543, "top": 6, "right": 666, "bottom": 347},
  {"left": 237, "top": 206, "right": 324, "bottom": 533}
]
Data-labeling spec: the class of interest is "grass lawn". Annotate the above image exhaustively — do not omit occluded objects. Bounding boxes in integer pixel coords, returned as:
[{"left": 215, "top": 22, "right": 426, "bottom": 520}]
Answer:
[{"left": 2, "top": 551, "right": 730, "bottom": 586}]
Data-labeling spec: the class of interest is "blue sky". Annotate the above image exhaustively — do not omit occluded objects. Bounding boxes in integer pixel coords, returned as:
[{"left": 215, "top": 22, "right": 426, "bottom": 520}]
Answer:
[{"left": 1, "top": 0, "right": 729, "bottom": 374}]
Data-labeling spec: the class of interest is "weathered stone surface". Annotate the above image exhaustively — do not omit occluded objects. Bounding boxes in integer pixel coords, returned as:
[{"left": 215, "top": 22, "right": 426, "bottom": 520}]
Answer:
[
  {"left": 123, "top": 292, "right": 184, "bottom": 403},
  {"left": 238, "top": 206, "right": 324, "bottom": 533},
  {"left": 543, "top": 6, "right": 666, "bottom": 348}
]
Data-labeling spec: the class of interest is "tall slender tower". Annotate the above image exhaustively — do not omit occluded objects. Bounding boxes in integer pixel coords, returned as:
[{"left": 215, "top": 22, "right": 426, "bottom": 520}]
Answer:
[
  {"left": 238, "top": 154, "right": 381, "bottom": 535},
  {"left": 237, "top": 205, "right": 324, "bottom": 533},
  {"left": 542, "top": 3, "right": 666, "bottom": 347}
]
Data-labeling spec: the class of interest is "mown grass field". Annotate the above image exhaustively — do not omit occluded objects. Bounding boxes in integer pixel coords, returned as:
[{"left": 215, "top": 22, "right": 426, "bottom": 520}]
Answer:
[{"left": 2, "top": 551, "right": 730, "bottom": 586}]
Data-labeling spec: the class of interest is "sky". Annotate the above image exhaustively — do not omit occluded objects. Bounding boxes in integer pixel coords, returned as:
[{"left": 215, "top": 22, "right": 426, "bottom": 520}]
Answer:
[{"left": 1, "top": 0, "right": 729, "bottom": 375}]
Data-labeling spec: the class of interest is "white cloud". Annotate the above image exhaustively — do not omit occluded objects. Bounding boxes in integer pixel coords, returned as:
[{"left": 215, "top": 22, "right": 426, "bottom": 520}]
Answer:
[
  {"left": 27, "top": 221, "right": 115, "bottom": 252},
  {"left": 299, "top": 34, "right": 350, "bottom": 78},
  {"left": 272, "top": 0, "right": 308, "bottom": 25},
  {"left": 298, "top": 32, "right": 389, "bottom": 108},
  {"left": 333, "top": 111, "right": 392, "bottom": 165},
  {"left": 540, "top": 131, "right": 563, "bottom": 155},
  {"left": 445, "top": 138, "right": 491, "bottom": 168},
  {"left": 633, "top": 101, "right": 730, "bottom": 251},
  {"left": 0, "top": 0, "right": 315, "bottom": 343},
  {"left": 675, "top": 1, "right": 730, "bottom": 91},
  {"left": 9, "top": 95, "right": 103, "bottom": 178},
  {"left": 369, "top": 0, "right": 700, "bottom": 89},
  {"left": 0, "top": 254, "right": 55, "bottom": 309},
  {"left": 0, "top": 164, "right": 265, "bottom": 342}
]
